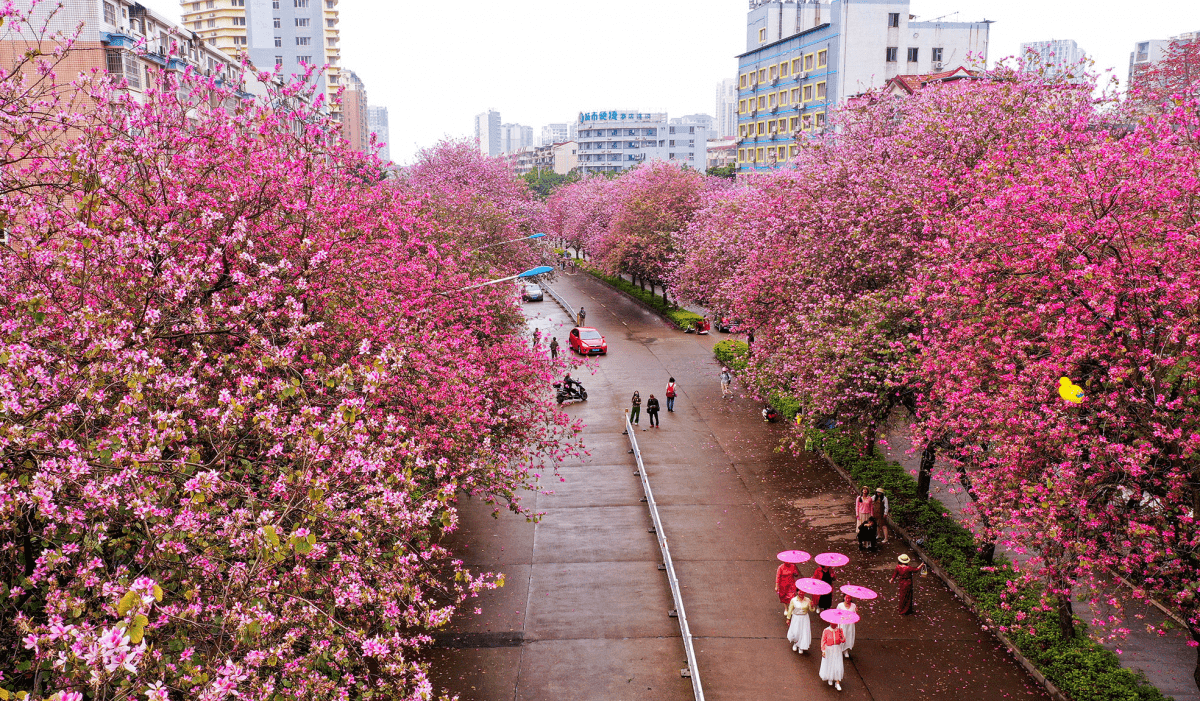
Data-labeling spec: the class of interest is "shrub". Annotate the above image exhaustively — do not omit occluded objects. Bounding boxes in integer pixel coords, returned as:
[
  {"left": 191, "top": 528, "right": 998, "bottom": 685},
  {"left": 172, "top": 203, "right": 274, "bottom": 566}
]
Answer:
[
  {"left": 713, "top": 339, "right": 749, "bottom": 372},
  {"left": 577, "top": 262, "right": 701, "bottom": 330}
]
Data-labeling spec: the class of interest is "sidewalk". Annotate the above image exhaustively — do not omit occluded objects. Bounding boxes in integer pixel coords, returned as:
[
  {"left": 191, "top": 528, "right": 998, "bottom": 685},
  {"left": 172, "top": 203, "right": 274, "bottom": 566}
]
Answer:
[{"left": 880, "top": 415, "right": 1198, "bottom": 701}]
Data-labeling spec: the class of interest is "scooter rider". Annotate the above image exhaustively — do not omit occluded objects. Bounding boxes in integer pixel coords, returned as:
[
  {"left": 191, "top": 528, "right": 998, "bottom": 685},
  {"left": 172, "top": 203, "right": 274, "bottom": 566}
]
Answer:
[{"left": 563, "top": 373, "right": 582, "bottom": 393}]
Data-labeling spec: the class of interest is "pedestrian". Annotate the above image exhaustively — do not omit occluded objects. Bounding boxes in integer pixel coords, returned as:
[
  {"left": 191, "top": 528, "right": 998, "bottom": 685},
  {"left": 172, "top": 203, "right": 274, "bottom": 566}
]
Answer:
[
  {"left": 532, "top": 328, "right": 541, "bottom": 346},
  {"left": 762, "top": 405, "right": 780, "bottom": 422},
  {"left": 646, "top": 394, "right": 660, "bottom": 428},
  {"left": 873, "top": 487, "right": 890, "bottom": 543},
  {"left": 813, "top": 562, "right": 837, "bottom": 611},
  {"left": 837, "top": 594, "right": 857, "bottom": 658},
  {"left": 577, "top": 306, "right": 586, "bottom": 327},
  {"left": 854, "top": 486, "right": 873, "bottom": 530},
  {"left": 775, "top": 560, "right": 800, "bottom": 606},
  {"left": 549, "top": 337, "right": 559, "bottom": 359},
  {"left": 665, "top": 377, "right": 677, "bottom": 412},
  {"left": 785, "top": 591, "right": 814, "bottom": 654},
  {"left": 857, "top": 516, "right": 878, "bottom": 552},
  {"left": 818, "top": 622, "right": 847, "bottom": 691},
  {"left": 890, "top": 554, "right": 926, "bottom": 615},
  {"left": 629, "top": 390, "right": 641, "bottom": 425},
  {"left": 720, "top": 367, "right": 732, "bottom": 399}
]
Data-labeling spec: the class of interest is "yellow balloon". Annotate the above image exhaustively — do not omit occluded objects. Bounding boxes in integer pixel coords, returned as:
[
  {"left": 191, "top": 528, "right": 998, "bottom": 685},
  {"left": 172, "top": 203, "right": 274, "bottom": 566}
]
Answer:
[{"left": 1058, "top": 377, "right": 1083, "bottom": 404}]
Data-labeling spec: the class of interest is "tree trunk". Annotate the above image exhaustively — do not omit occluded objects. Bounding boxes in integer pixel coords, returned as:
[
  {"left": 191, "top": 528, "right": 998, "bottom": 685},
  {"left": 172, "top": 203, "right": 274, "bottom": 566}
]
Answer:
[
  {"left": 863, "top": 425, "right": 877, "bottom": 457},
  {"left": 1055, "top": 591, "right": 1076, "bottom": 640},
  {"left": 917, "top": 444, "right": 935, "bottom": 499},
  {"left": 956, "top": 464, "right": 996, "bottom": 564}
]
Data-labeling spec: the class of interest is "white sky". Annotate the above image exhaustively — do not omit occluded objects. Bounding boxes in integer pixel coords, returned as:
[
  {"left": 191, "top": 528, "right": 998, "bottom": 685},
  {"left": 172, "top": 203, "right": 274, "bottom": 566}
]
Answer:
[{"left": 138, "top": 0, "right": 1200, "bottom": 164}]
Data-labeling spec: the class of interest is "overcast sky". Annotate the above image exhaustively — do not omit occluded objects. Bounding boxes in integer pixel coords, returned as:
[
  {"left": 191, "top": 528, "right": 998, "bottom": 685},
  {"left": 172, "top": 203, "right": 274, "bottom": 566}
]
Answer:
[{"left": 140, "top": 0, "right": 1198, "bottom": 164}]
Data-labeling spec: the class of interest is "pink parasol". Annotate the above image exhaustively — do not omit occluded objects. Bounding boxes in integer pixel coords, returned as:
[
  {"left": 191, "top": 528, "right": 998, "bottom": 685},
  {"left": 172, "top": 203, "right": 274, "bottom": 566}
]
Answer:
[
  {"left": 821, "top": 608, "right": 860, "bottom": 625},
  {"left": 777, "top": 550, "right": 812, "bottom": 564},
  {"left": 814, "top": 552, "right": 849, "bottom": 567},
  {"left": 839, "top": 585, "right": 878, "bottom": 600},
  {"left": 795, "top": 578, "right": 833, "bottom": 596}
]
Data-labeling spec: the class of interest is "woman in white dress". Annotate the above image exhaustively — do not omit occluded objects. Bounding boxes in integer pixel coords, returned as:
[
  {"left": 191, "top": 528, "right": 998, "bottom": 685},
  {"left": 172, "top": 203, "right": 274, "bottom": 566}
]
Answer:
[
  {"left": 819, "top": 622, "right": 846, "bottom": 691},
  {"left": 784, "top": 592, "right": 813, "bottom": 653},
  {"left": 836, "top": 594, "right": 858, "bottom": 658}
]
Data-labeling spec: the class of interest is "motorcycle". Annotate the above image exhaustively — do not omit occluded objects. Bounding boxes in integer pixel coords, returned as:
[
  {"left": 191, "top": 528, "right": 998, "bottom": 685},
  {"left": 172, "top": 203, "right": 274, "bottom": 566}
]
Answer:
[{"left": 553, "top": 380, "right": 588, "bottom": 404}]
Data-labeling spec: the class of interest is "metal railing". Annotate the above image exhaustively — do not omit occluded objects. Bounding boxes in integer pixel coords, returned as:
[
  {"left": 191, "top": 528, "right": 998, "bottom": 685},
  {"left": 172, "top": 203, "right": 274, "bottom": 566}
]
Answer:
[
  {"left": 626, "top": 412, "right": 705, "bottom": 700},
  {"left": 542, "top": 283, "right": 576, "bottom": 322}
]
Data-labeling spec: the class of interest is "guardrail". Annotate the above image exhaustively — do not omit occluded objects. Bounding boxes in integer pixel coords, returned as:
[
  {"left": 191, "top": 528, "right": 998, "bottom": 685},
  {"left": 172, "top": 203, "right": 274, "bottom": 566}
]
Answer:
[
  {"left": 543, "top": 283, "right": 576, "bottom": 323},
  {"left": 625, "top": 412, "right": 705, "bottom": 700}
]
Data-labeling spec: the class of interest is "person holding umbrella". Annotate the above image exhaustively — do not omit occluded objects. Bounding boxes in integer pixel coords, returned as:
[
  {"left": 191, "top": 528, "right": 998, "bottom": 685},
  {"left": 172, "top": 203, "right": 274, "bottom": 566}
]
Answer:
[
  {"left": 818, "top": 618, "right": 847, "bottom": 691},
  {"left": 775, "top": 560, "right": 800, "bottom": 607},
  {"left": 812, "top": 552, "right": 847, "bottom": 611},
  {"left": 785, "top": 591, "right": 814, "bottom": 654},
  {"left": 836, "top": 594, "right": 858, "bottom": 658}
]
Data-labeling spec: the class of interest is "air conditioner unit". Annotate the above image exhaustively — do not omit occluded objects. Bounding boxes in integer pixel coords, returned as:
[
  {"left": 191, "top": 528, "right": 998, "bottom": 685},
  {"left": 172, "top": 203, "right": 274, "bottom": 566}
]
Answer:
[{"left": 933, "top": 61, "right": 943, "bottom": 70}]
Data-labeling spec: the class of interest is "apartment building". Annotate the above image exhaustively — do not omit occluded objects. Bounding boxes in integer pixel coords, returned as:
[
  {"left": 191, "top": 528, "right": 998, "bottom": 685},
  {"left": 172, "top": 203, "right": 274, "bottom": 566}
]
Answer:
[
  {"left": 715, "top": 77, "right": 738, "bottom": 138},
  {"left": 540, "top": 123, "right": 570, "bottom": 147},
  {"left": 7, "top": 0, "right": 245, "bottom": 103},
  {"left": 179, "top": 0, "right": 341, "bottom": 115},
  {"left": 500, "top": 123, "right": 534, "bottom": 154},
  {"left": 667, "top": 114, "right": 713, "bottom": 172},
  {"left": 736, "top": 0, "right": 990, "bottom": 172},
  {"left": 340, "top": 69, "right": 368, "bottom": 152},
  {"left": 475, "top": 110, "right": 501, "bottom": 157},
  {"left": 507, "top": 141, "right": 579, "bottom": 176},
  {"left": 573, "top": 111, "right": 668, "bottom": 175},
  {"left": 1020, "top": 39, "right": 1088, "bottom": 81},
  {"left": 1129, "top": 30, "right": 1200, "bottom": 86},
  {"left": 368, "top": 105, "right": 390, "bottom": 162}
]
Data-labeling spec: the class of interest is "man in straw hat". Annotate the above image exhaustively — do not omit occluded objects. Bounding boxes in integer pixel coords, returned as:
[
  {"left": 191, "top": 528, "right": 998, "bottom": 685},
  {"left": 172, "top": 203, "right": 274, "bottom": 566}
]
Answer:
[{"left": 890, "top": 554, "right": 926, "bottom": 615}]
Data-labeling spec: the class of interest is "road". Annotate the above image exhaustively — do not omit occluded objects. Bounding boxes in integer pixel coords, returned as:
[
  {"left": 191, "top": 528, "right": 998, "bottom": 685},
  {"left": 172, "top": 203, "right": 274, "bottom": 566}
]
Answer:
[{"left": 427, "top": 271, "right": 1050, "bottom": 701}]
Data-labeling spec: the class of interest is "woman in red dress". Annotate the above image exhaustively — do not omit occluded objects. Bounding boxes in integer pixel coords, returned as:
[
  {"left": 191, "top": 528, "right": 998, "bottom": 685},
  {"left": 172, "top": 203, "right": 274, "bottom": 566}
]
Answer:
[
  {"left": 775, "top": 561, "right": 800, "bottom": 605},
  {"left": 890, "top": 553, "right": 925, "bottom": 615}
]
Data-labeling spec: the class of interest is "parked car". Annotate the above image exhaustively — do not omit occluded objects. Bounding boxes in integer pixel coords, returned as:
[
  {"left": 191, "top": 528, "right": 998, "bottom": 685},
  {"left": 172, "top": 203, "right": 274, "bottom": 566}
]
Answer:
[
  {"left": 715, "top": 315, "right": 739, "bottom": 333},
  {"left": 522, "top": 283, "right": 544, "bottom": 302},
  {"left": 568, "top": 326, "right": 607, "bottom": 355}
]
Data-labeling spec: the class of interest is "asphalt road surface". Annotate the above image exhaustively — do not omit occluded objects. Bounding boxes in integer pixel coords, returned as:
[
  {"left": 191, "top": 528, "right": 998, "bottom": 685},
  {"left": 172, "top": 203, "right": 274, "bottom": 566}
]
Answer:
[{"left": 427, "top": 271, "right": 1050, "bottom": 701}]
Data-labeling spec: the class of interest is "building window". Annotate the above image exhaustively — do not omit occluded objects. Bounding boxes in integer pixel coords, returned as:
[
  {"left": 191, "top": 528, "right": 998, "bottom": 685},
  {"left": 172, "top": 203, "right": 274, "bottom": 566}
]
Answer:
[
  {"left": 274, "top": 36, "right": 282, "bottom": 47},
  {"left": 779, "top": 62, "right": 789, "bottom": 78},
  {"left": 768, "top": 93, "right": 777, "bottom": 108},
  {"left": 296, "top": 36, "right": 310, "bottom": 45},
  {"left": 206, "top": 18, "right": 215, "bottom": 28},
  {"left": 804, "top": 53, "right": 814, "bottom": 71},
  {"left": 232, "top": 16, "right": 246, "bottom": 25},
  {"left": 759, "top": 27, "right": 766, "bottom": 43},
  {"left": 327, "top": 37, "right": 336, "bottom": 45},
  {"left": 192, "top": 1, "right": 200, "bottom": 8},
  {"left": 275, "top": 55, "right": 283, "bottom": 65},
  {"left": 802, "top": 84, "right": 813, "bottom": 101},
  {"left": 739, "top": 73, "right": 748, "bottom": 88},
  {"left": 738, "top": 99, "right": 746, "bottom": 113},
  {"left": 103, "top": 2, "right": 116, "bottom": 24},
  {"left": 888, "top": 12, "right": 900, "bottom": 27},
  {"left": 231, "top": 0, "right": 244, "bottom": 5},
  {"left": 738, "top": 148, "right": 746, "bottom": 162},
  {"left": 232, "top": 36, "right": 246, "bottom": 45},
  {"left": 802, "top": 114, "right": 813, "bottom": 131},
  {"left": 739, "top": 124, "right": 747, "bottom": 137},
  {"left": 756, "top": 121, "right": 766, "bottom": 135},
  {"left": 816, "top": 81, "right": 826, "bottom": 99},
  {"left": 297, "top": 55, "right": 311, "bottom": 63},
  {"left": 669, "top": 140, "right": 675, "bottom": 147},
  {"left": 272, "top": 0, "right": 279, "bottom": 6},
  {"left": 778, "top": 90, "right": 788, "bottom": 106},
  {"left": 106, "top": 48, "right": 122, "bottom": 75},
  {"left": 327, "top": 18, "right": 336, "bottom": 27},
  {"left": 758, "top": 68, "right": 767, "bottom": 82},
  {"left": 789, "top": 144, "right": 798, "bottom": 157},
  {"left": 932, "top": 47, "right": 943, "bottom": 63},
  {"left": 886, "top": 47, "right": 898, "bottom": 62},
  {"left": 789, "top": 116, "right": 799, "bottom": 131},
  {"left": 326, "top": 0, "right": 335, "bottom": 7},
  {"left": 817, "top": 49, "right": 827, "bottom": 68},
  {"left": 815, "top": 112, "right": 826, "bottom": 128},
  {"left": 907, "top": 47, "right": 918, "bottom": 62},
  {"left": 769, "top": 65, "right": 777, "bottom": 80},
  {"left": 776, "top": 118, "right": 786, "bottom": 132},
  {"left": 206, "top": 0, "right": 214, "bottom": 7},
  {"left": 295, "top": 0, "right": 309, "bottom": 6},
  {"left": 295, "top": 17, "right": 310, "bottom": 26},
  {"left": 790, "top": 87, "right": 799, "bottom": 102},
  {"left": 757, "top": 95, "right": 766, "bottom": 109},
  {"left": 791, "top": 57, "right": 801, "bottom": 74},
  {"left": 777, "top": 145, "right": 787, "bottom": 159},
  {"left": 756, "top": 147, "right": 764, "bottom": 162},
  {"left": 193, "top": 21, "right": 202, "bottom": 29},
  {"left": 273, "top": 17, "right": 281, "bottom": 27},
  {"left": 124, "top": 53, "right": 141, "bottom": 88}
]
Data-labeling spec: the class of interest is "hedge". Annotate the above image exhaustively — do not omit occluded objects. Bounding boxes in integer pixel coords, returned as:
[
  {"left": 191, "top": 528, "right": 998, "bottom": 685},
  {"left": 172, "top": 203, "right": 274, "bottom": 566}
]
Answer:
[
  {"left": 812, "top": 430, "right": 1168, "bottom": 701},
  {"left": 576, "top": 262, "right": 703, "bottom": 330}
]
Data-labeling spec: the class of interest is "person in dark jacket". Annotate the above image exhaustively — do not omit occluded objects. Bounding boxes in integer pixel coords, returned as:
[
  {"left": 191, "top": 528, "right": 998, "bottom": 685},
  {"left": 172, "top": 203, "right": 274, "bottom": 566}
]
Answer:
[
  {"left": 549, "top": 337, "right": 559, "bottom": 359},
  {"left": 857, "top": 516, "right": 879, "bottom": 552},
  {"left": 647, "top": 394, "right": 661, "bottom": 427}
]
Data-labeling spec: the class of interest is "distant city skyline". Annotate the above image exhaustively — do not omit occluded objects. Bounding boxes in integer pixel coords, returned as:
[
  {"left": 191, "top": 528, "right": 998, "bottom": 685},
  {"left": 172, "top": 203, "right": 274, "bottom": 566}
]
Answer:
[{"left": 130, "top": 0, "right": 1199, "bottom": 164}]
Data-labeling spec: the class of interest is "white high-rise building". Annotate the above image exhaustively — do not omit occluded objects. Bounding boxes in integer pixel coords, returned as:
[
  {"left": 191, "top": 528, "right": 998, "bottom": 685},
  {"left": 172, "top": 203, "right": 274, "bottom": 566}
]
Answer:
[
  {"left": 540, "top": 123, "right": 570, "bottom": 146},
  {"left": 500, "top": 123, "right": 534, "bottom": 154},
  {"left": 1129, "top": 31, "right": 1200, "bottom": 86},
  {"left": 475, "top": 110, "right": 501, "bottom": 157},
  {"left": 715, "top": 77, "right": 738, "bottom": 138},
  {"left": 368, "top": 105, "right": 390, "bottom": 163},
  {"left": 668, "top": 115, "right": 713, "bottom": 172},
  {"left": 574, "top": 110, "right": 668, "bottom": 175},
  {"left": 1020, "top": 40, "right": 1088, "bottom": 81}
]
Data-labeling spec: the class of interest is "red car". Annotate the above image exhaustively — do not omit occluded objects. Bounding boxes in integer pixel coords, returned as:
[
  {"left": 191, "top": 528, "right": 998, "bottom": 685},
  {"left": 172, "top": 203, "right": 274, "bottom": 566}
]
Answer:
[{"left": 569, "top": 327, "right": 607, "bottom": 355}]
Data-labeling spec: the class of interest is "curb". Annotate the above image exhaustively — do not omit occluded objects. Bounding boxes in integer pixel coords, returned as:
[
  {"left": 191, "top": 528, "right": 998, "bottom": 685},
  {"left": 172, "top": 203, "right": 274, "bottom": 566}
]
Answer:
[{"left": 816, "top": 451, "right": 1071, "bottom": 701}]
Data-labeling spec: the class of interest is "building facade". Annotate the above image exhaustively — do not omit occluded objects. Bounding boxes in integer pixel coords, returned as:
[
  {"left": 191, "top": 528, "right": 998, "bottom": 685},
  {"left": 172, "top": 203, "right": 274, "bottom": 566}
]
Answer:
[
  {"left": 715, "top": 77, "right": 738, "bottom": 138},
  {"left": 500, "top": 123, "right": 534, "bottom": 154},
  {"left": 667, "top": 115, "right": 712, "bottom": 172},
  {"left": 736, "top": 0, "right": 990, "bottom": 172},
  {"left": 340, "top": 69, "right": 368, "bottom": 152},
  {"left": 180, "top": 0, "right": 341, "bottom": 114},
  {"left": 540, "top": 123, "right": 570, "bottom": 146},
  {"left": 475, "top": 110, "right": 501, "bottom": 157},
  {"left": 1129, "top": 31, "right": 1200, "bottom": 85},
  {"left": 1020, "top": 39, "right": 1087, "bottom": 81},
  {"left": 368, "top": 105, "right": 390, "bottom": 162},
  {"left": 573, "top": 110, "right": 668, "bottom": 175},
  {"left": 707, "top": 138, "right": 738, "bottom": 169}
]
